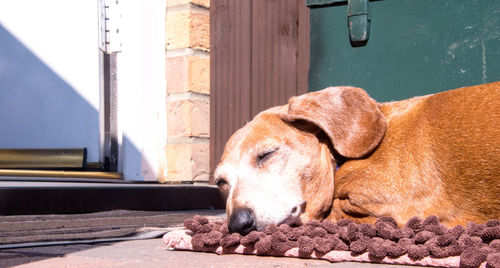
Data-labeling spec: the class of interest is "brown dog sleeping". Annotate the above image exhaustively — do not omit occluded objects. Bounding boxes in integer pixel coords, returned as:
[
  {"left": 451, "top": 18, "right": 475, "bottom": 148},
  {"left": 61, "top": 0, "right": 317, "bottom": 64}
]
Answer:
[{"left": 214, "top": 81, "right": 500, "bottom": 235}]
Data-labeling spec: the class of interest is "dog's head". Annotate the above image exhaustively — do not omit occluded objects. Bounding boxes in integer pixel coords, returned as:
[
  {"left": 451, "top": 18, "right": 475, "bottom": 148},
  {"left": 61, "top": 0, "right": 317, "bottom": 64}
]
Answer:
[{"left": 214, "top": 86, "right": 387, "bottom": 235}]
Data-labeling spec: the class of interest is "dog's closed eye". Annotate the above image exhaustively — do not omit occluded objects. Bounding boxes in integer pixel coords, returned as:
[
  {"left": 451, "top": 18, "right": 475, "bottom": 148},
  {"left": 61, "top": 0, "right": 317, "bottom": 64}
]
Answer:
[
  {"left": 257, "top": 147, "right": 279, "bottom": 167},
  {"left": 215, "top": 177, "right": 228, "bottom": 187},
  {"left": 214, "top": 176, "right": 230, "bottom": 197},
  {"left": 214, "top": 176, "right": 230, "bottom": 194}
]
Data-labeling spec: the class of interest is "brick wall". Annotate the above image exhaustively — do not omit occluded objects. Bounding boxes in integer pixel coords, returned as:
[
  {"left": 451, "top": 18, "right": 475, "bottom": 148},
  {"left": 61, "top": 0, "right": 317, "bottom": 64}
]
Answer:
[{"left": 164, "top": 0, "right": 210, "bottom": 183}]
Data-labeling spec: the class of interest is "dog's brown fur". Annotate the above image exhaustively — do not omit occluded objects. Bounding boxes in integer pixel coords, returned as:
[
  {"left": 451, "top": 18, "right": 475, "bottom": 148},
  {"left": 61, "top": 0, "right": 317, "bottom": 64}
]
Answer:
[{"left": 215, "top": 82, "right": 500, "bottom": 229}]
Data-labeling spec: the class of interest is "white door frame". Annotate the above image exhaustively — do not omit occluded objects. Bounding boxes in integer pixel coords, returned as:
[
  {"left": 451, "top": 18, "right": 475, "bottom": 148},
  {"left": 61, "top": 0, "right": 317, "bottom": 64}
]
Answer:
[{"left": 109, "top": 0, "right": 167, "bottom": 181}]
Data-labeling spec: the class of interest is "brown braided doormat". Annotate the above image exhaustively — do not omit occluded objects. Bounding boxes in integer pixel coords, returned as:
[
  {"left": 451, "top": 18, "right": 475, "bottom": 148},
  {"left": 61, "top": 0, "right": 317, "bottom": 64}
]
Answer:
[
  {"left": 0, "top": 210, "right": 224, "bottom": 248},
  {"left": 164, "top": 215, "right": 500, "bottom": 268}
]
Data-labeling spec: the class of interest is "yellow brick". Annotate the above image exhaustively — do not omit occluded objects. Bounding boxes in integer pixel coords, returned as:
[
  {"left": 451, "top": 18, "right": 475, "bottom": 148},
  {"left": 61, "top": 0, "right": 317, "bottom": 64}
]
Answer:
[
  {"left": 166, "top": 0, "right": 189, "bottom": 7},
  {"left": 189, "top": 11, "right": 209, "bottom": 50},
  {"left": 188, "top": 56, "right": 210, "bottom": 94},
  {"left": 166, "top": 55, "right": 209, "bottom": 94},
  {"left": 166, "top": 9, "right": 209, "bottom": 50},
  {"left": 167, "top": 99, "right": 191, "bottom": 137},
  {"left": 165, "top": 142, "right": 209, "bottom": 182},
  {"left": 190, "top": 97, "right": 209, "bottom": 137},
  {"left": 167, "top": 98, "right": 209, "bottom": 138},
  {"left": 167, "top": 0, "right": 210, "bottom": 8},
  {"left": 166, "top": 10, "right": 190, "bottom": 49},
  {"left": 165, "top": 143, "right": 192, "bottom": 181},
  {"left": 193, "top": 0, "right": 209, "bottom": 8},
  {"left": 191, "top": 142, "right": 209, "bottom": 182},
  {"left": 166, "top": 56, "right": 188, "bottom": 94}
]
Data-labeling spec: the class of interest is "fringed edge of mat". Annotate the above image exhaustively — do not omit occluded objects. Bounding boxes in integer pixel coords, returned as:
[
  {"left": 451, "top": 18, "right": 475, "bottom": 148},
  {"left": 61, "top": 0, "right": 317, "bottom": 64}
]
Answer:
[{"left": 163, "top": 230, "right": 472, "bottom": 267}]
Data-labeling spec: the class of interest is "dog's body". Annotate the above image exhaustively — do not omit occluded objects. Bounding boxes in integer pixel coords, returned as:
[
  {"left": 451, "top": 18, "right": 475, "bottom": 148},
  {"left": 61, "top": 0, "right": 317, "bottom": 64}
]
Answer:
[{"left": 215, "top": 82, "right": 500, "bottom": 235}]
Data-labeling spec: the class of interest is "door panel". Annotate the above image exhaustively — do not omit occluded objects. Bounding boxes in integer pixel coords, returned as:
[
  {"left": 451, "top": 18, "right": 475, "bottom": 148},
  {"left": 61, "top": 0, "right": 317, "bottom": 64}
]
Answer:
[
  {"left": 308, "top": 0, "right": 500, "bottom": 101},
  {"left": 0, "top": 1, "right": 100, "bottom": 162},
  {"left": 209, "top": 0, "right": 310, "bottom": 178}
]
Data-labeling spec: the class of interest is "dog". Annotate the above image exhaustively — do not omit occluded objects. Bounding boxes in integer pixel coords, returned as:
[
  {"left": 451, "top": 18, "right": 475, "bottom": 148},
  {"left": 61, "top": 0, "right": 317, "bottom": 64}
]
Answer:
[{"left": 214, "top": 81, "right": 500, "bottom": 235}]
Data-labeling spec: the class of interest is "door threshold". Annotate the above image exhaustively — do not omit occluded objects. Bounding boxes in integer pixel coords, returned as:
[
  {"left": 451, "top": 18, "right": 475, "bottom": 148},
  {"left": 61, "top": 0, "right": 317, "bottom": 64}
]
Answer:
[
  {"left": 0, "top": 169, "right": 121, "bottom": 179},
  {"left": 0, "top": 180, "right": 225, "bottom": 215}
]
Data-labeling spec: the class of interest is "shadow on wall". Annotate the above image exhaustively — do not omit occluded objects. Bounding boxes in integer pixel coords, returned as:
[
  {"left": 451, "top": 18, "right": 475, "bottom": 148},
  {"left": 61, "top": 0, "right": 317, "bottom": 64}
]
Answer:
[{"left": 0, "top": 23, "right": 152, "bottom": 181}]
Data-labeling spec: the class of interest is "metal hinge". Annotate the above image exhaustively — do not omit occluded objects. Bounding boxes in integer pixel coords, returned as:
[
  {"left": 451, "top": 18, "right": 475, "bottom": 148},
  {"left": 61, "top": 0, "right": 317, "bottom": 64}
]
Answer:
[
  {"left": 306, "top": 0, "right": 370, "bottom": 46},
  {"left": 348, "top": 0, "right": 370, "bottom": 46},
  {"left": 98, "top": 0, "right": 122, "bottom": 54},
  {"left": 306, "top": 0, "right": 346, "bottom": 7}
]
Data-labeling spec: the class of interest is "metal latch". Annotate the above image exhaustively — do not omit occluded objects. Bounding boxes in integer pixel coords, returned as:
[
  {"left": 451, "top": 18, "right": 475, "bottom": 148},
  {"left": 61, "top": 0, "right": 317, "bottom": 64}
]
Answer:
[
  {"left": 98, "top": 0, "right": 122, "bottom": 54},
  {"left": 348, "top": 0, "right": 370, "bottom": 46}
]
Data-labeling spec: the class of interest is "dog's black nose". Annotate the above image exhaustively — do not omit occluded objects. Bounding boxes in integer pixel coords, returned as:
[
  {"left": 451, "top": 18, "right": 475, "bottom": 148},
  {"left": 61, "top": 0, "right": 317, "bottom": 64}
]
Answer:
[{"left": 228, "top": 208, "right": 256, "bottom": 235}]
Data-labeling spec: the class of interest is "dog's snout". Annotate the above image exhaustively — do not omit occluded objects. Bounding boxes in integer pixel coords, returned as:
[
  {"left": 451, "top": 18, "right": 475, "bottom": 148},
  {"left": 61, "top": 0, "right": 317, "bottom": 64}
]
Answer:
[{"left": 228, "top": 208, "right": 256, "bottom": 235}]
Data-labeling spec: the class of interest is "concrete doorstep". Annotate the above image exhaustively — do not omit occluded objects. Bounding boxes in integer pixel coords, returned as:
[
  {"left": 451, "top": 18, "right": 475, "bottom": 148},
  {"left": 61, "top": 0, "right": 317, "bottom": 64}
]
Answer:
[
  {"left": 0, "top": 181, "right": 408, "bottom": 267},
  {"left": 1, "top": 238, "right": 409, "bottom": 268},
  {"left": 0, "top": 209, "right": 408, "bottom": 268}
]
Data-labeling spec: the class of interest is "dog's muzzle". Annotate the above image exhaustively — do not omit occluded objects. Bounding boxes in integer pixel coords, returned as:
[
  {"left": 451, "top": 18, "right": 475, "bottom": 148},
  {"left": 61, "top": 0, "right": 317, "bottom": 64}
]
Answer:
[{"left": 228, "top": 208, "right": 256, "bottom": 235}]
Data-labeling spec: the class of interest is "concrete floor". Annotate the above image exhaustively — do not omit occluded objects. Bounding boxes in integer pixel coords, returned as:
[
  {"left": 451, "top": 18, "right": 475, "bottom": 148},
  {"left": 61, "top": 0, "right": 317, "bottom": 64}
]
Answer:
[{"left": 1, "top": 238, "right": 414, "bottom": 268}]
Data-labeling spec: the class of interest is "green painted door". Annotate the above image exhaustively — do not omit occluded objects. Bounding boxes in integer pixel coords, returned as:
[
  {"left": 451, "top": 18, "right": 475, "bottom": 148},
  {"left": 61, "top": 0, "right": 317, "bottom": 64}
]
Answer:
[{"left": 308, "top": 0, "right": 500, "bottom": 102}]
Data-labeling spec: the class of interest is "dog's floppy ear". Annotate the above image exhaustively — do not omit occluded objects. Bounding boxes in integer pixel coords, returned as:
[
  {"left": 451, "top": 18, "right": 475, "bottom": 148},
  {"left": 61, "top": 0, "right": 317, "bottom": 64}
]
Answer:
[{"left": 281, "top": 86, "right": 387, "bottom": 158}]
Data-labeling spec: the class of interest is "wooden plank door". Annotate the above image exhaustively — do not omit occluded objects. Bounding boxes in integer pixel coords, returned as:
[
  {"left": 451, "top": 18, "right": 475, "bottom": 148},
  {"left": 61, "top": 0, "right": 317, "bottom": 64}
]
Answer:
[{"left": 210, "top": 0, "right": 310, "bottom": 180}]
